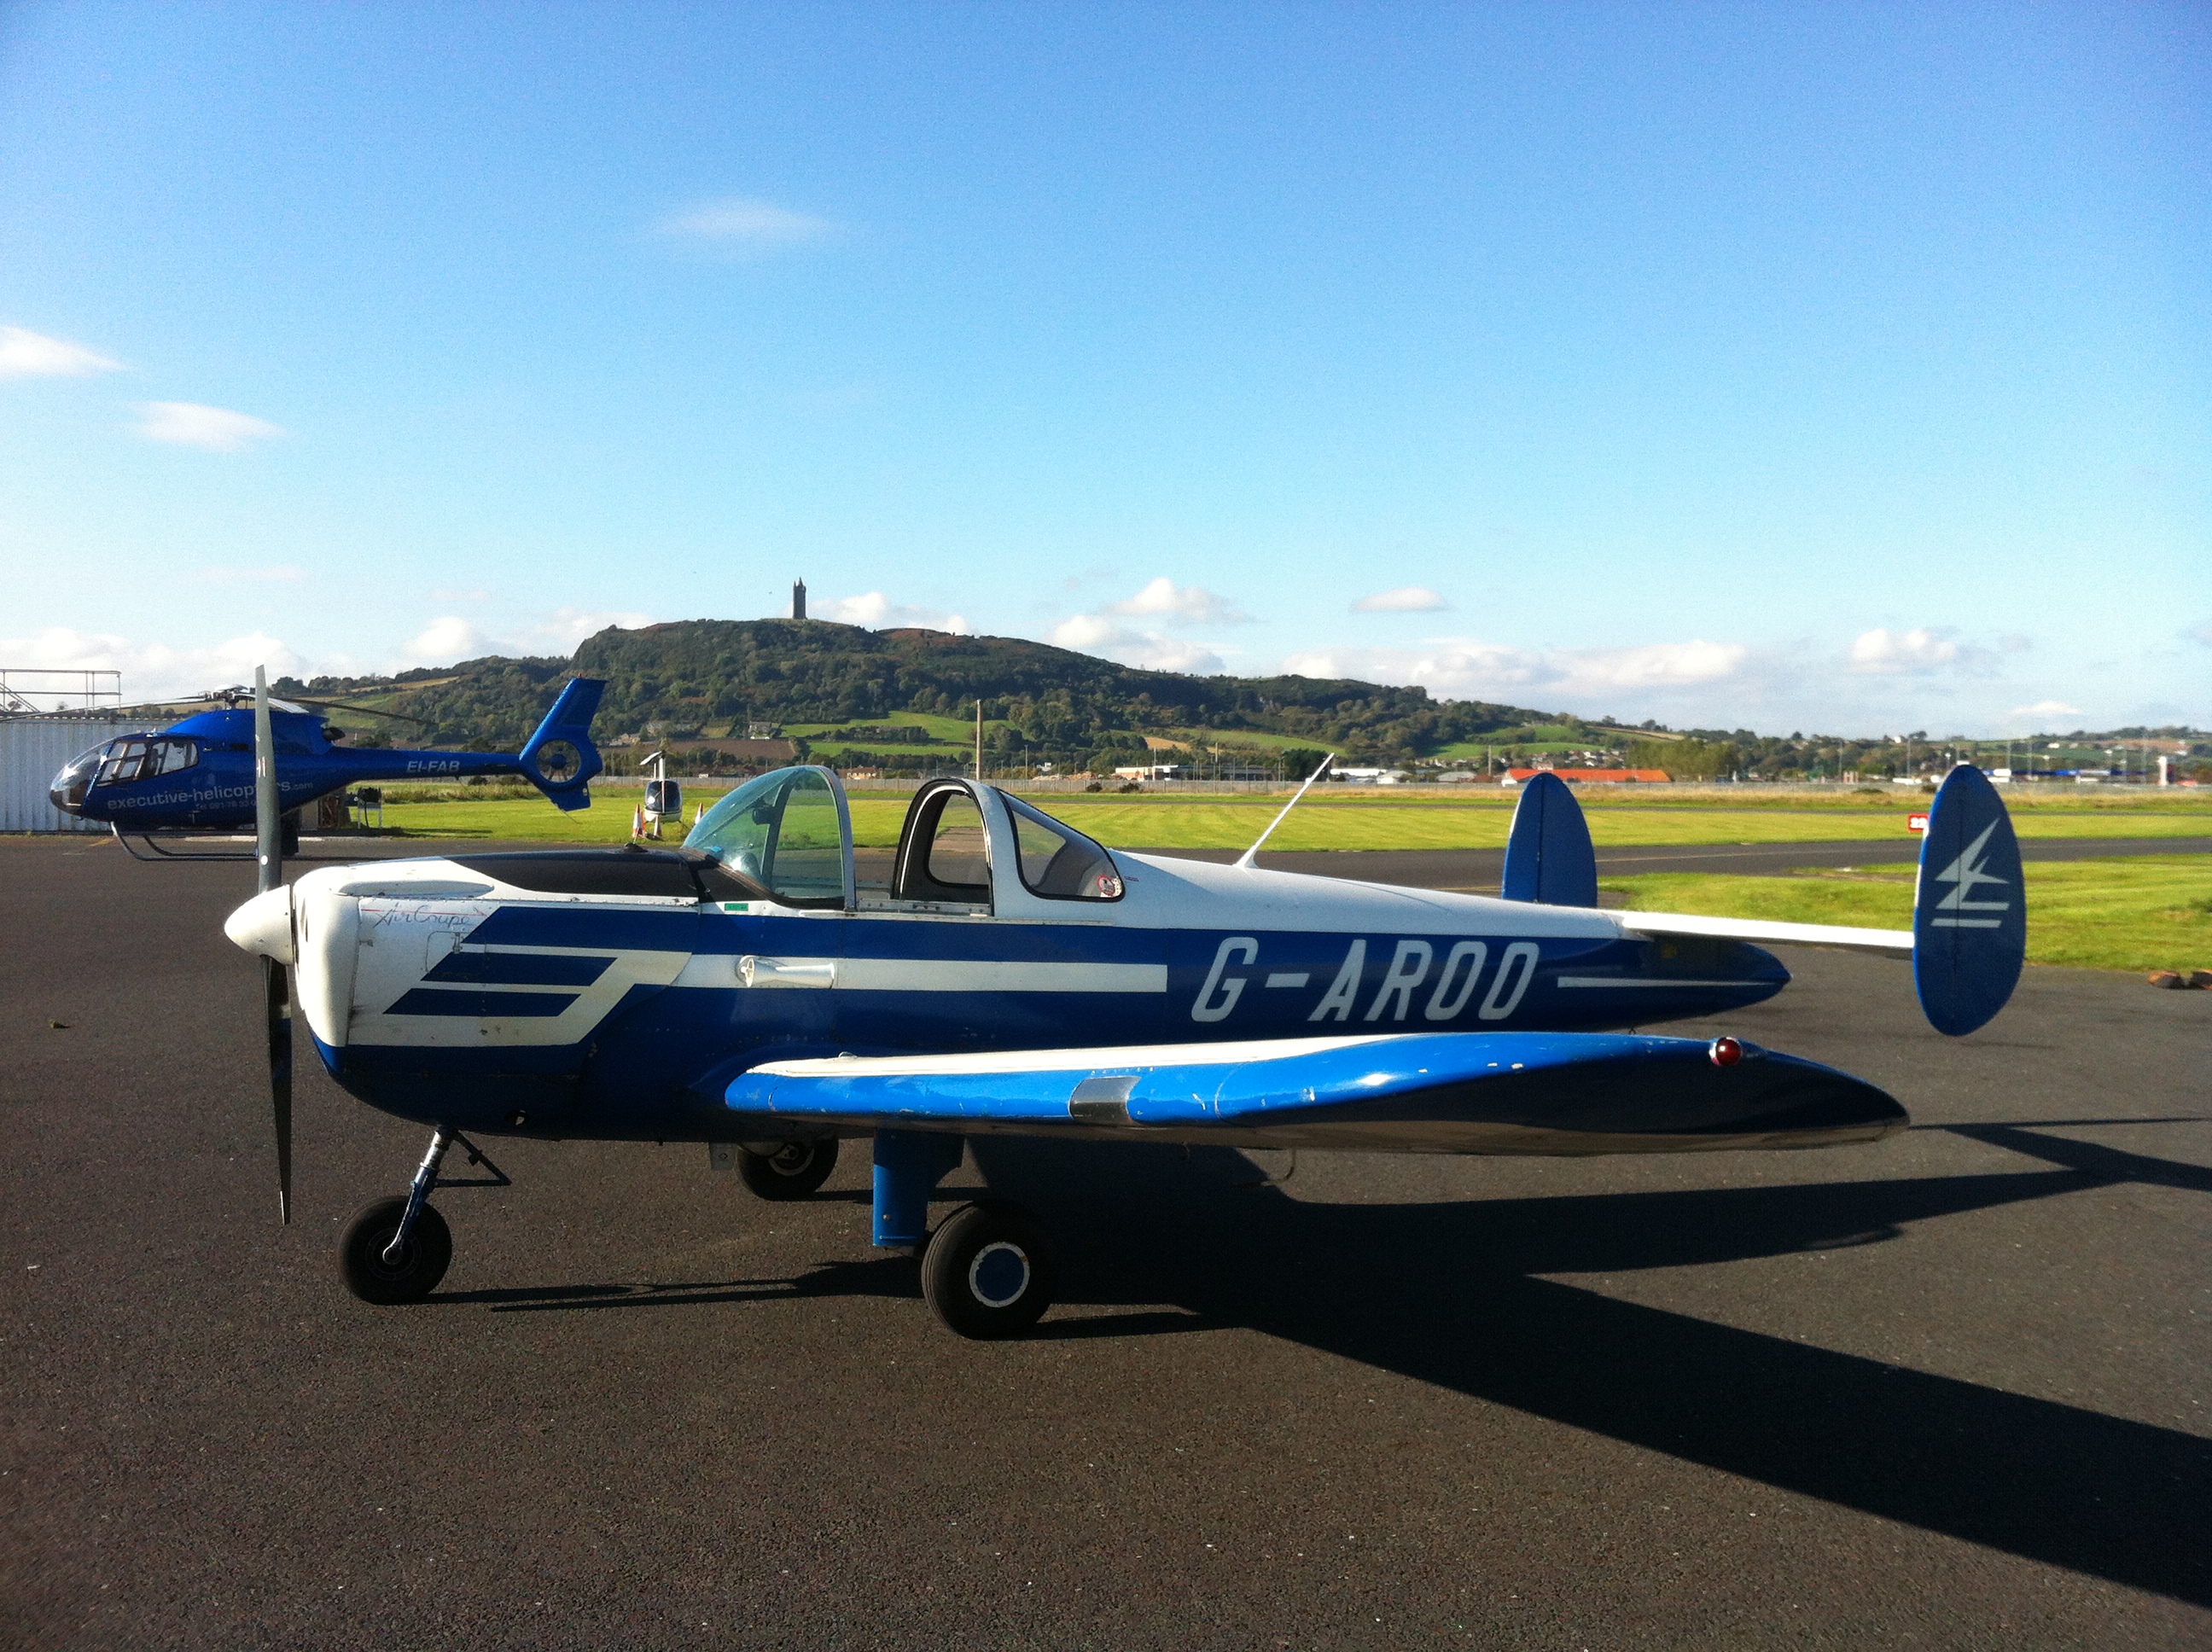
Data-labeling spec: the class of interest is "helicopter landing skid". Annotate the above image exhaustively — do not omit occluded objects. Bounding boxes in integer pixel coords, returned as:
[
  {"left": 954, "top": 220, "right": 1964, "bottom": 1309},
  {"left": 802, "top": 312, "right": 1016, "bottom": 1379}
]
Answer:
[
  {"left": 112, "top": 824, "right": 257, "bottom": 862},
  {"left": 110, "top": 821, "right": 347, "bottom": 863}
]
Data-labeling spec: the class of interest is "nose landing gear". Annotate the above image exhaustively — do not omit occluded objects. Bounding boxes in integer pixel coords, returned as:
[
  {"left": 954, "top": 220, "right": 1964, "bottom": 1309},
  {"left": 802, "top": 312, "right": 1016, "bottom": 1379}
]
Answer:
[{"left": 336, "top": 1128, "right": 508, "bottom": 1305}]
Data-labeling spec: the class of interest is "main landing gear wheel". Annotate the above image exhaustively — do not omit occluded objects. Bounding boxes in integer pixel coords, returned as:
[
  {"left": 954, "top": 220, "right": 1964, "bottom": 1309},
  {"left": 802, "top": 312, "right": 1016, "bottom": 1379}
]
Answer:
[
  {"left": 338, "top": 1195, "right": 452, "bottom": 1305},
  {"left": 737, "top": 1138, "right": 839, "bottom": 1200},
  {"left": 921, "top": 1201, "right": 1057, "bottom": 1340}
]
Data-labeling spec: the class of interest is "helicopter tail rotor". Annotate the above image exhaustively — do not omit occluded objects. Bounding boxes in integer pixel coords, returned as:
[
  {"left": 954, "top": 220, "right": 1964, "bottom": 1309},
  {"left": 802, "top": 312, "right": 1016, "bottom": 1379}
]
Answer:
[{"left": 516, "top": 678, "right": 607, "bottom": 812}]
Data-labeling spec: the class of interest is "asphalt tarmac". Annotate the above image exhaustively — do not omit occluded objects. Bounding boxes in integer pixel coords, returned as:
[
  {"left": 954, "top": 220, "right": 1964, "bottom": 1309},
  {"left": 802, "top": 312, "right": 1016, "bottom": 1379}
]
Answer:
[{"left": 3, "top": 835, "right": 2208, "bottom": 1649}]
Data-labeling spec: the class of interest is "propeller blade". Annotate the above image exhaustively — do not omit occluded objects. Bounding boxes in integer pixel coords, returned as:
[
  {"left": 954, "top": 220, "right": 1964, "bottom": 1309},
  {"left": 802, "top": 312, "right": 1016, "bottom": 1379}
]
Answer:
[
  {"left": 253, "top": 669, "right": 292, "bottom": 1223},
  {"left": 265, "top": 956, "right": 294, "bottom": 1224}
]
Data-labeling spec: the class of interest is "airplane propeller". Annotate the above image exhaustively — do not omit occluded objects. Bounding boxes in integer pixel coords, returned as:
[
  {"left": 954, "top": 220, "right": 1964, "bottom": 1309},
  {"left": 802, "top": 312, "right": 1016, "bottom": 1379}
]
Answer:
[{"left": 253, "top": 668, "right": 294, "bottom": 1224}]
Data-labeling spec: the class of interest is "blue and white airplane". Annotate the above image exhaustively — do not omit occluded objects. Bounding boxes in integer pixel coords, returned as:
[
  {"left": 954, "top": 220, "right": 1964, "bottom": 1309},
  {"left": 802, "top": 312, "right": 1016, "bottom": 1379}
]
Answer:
[
  {"left": 49, "top": 679, "right": 607, "bottom": 852},
  {"left": 222, "top": 689, "right": 2026, "bottom": 1339}
]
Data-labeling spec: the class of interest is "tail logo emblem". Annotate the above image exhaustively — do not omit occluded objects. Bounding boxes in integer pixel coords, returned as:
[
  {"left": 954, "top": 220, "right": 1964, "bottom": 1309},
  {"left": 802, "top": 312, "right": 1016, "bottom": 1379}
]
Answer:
[{"left": 1930, "top": 820, "right": 2010, "bottom": 930}]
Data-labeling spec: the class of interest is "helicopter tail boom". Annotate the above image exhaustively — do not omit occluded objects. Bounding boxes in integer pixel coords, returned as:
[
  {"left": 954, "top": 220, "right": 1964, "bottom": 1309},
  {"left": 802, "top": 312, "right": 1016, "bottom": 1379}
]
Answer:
[{"left": 518, "top": 677, "right": 608, "bottom": 811}]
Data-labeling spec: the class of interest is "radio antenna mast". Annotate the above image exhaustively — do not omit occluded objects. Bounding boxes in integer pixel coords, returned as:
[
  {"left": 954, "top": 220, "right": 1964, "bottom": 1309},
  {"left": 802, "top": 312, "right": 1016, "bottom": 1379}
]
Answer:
[{"left": 1233, "top": 753, "right": 1333, "bottom": 870}]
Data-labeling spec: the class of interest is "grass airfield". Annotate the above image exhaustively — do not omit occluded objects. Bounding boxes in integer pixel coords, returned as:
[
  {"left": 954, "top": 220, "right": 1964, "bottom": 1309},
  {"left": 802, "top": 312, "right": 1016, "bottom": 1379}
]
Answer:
[
  {"left": 375, "top": 781, "right": 2212, "bottom": 852},
  {"left": 341, "top": 781, "right": 2212, "bottom": 977}
]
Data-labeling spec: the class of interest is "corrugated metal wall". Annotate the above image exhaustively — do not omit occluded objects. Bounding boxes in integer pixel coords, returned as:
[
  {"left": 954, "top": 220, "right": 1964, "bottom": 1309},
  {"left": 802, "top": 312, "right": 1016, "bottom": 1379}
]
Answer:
[{"left": 1, "top": 717, "right": 140, "bottom": 832}]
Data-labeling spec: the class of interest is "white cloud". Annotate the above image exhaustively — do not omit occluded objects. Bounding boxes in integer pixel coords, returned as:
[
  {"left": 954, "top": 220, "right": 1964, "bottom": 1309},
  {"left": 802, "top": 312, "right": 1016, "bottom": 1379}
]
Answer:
[
  {"left": 0, "top": 625, "right": 307, "bottom": 704},
  {"left": 532, "top": 606, "right": 657, "bottom": 649},
  {"left": 1353, "top": 585, "right": 1448, "bottom": 613},
  {"left": 1278, "top": 637, "right": 1748, "bottom": 703},
  {"left": 1050, "top": 614, "right": 1225, "bottom": 674},
  {"left": 1042, "top": 577, "right": 1245, "bottom": 672},
  {"left": 401, "top": 607, "right": 658, "bottom": 666},
  {"left": 1104, "top": 577, "right": 1249, "bottom": 625},
  {"left": 402, "top": 616, "right": 492, "bottom": 666},
  {"left": 190, "top": 565, "right": 306, "bottom": 585},
  {"left": 657, "top": 197, "right": 836, "bottom": 254},
  {"left": 136, "top": 401, "right": 286, "bottom": 452},
  {"left": 0, "top": 325, "right": 123, "bottom": 378},
  {"left": 822, "top": 591, "right": 973, "bottom": 634},
  {"left": 2008, "top": 699, "right": 2085, "bottom": 722},
  {"left": 1845, "top": 626, "right": 1994, "bottom": 677}
]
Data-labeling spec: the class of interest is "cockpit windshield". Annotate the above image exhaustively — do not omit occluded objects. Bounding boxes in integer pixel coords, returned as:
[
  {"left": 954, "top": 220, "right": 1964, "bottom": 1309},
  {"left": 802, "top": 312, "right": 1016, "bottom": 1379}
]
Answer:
[
  {"left": 1001, "top": 793, "right": 1124, "bottom": 901},
  {"left": 683, "top": 766, "right": 852, "bottom": 907}
]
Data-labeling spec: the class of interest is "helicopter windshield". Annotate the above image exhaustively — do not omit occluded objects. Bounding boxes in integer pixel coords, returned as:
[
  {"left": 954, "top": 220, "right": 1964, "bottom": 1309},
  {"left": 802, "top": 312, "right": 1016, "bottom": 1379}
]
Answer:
[{"left": 684, "top": 766, "right": 853, "bottom": 908}]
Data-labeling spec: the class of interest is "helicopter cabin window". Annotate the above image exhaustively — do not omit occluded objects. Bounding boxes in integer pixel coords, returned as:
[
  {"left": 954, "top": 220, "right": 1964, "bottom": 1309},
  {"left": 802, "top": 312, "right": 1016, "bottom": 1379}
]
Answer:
[
  {"left": 892, "top": 784, "right": 992, "bottom": 906},
  {"left": 93, "top": 736, "right": 200, "bottom": 786},
  {"left": 682, "top": 766, "right": 851, "bottom": 907},
  {"left": 95, "top": 738, "right": 145, "bottom": 786},
  {"left": 146, "top": 737, "right": 199, "bottom": 777},
  {"left": 1003, "top": 794, "right": 1123, "bottom": 901}
]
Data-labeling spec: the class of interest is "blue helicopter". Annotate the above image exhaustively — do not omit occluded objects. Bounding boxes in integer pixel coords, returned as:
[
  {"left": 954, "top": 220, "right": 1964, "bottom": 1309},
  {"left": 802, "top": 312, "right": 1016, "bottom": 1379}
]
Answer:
[
  {"left": 49, "top": 678, "right": 607, "bottom": 855},
  {"left": 221, "top": 673, "right": 2026, "bottom": 1339}
]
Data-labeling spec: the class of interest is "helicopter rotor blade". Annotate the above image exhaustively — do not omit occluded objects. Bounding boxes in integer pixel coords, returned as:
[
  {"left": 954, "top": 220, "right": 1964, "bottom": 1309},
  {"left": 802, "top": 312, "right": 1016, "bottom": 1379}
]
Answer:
[
  {"left": 253, "top": 668, "right": 294, "bottom": 1224},
  {"left": 292, "top": 696, "right": 433, "bottom": 726}
]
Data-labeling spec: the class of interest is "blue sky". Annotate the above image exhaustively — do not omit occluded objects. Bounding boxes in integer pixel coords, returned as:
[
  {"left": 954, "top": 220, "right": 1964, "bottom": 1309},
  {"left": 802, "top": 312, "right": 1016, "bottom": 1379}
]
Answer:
[{"left": 2, "top": 2, "right": 2205, "bottom": 734}]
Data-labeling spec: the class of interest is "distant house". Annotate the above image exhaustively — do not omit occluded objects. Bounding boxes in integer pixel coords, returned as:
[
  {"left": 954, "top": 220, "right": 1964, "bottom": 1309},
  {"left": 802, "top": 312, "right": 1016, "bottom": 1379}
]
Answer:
[{"left": 1503, "top": 766, "right": 1670, "bottom": 784}]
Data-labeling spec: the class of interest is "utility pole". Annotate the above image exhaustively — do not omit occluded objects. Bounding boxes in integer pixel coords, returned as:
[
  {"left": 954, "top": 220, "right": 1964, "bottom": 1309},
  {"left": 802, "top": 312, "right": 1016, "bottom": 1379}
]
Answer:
[{"left": 975, "top": 700, "right": 983, "bottom": 781}]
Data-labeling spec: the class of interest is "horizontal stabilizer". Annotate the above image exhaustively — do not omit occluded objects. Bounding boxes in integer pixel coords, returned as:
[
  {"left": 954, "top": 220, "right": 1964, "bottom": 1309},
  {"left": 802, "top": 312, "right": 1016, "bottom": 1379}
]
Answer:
[
  {"left": 1617, "top": 910, "right": 1914, "bottom": 957},
  {"left": 726, "top": 1030, "right": 1905, "bottom": 1156},
  {"left": 1500, "top": 772, "right": 1598, "bottom": 906}
]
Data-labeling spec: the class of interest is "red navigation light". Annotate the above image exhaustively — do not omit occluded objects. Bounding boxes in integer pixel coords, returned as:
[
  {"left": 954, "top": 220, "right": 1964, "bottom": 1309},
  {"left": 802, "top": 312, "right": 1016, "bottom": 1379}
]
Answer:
[{"left": 1708, "top": 1037, "right": 1744, "bottom": 1067}]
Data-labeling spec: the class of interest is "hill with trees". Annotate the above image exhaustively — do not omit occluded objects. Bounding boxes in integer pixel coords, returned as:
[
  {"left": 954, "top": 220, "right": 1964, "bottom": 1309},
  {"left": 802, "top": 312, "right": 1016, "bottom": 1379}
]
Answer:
[
  {"left": 276, "top": 618, "right": 2211, "bottom": 781},
  {"left": 278, "top": 617, "right": 1569, "bottom": 775}
]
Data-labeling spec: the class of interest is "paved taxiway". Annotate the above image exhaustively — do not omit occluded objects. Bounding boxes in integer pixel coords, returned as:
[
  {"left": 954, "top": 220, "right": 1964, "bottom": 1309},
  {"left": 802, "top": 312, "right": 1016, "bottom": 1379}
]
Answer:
[{"left": 3, "top": 835, "right": 2207, "bottom": 1649}]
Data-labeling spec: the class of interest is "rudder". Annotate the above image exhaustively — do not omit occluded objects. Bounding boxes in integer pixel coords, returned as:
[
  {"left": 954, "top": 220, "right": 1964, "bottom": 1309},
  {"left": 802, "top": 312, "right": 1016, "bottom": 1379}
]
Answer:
[
  {"left": 1913, "top": 764, "right": 2026, "bottom": 1035},
  {"left": 1500, "top": 771, "right": 1598, "bottom": 906}
]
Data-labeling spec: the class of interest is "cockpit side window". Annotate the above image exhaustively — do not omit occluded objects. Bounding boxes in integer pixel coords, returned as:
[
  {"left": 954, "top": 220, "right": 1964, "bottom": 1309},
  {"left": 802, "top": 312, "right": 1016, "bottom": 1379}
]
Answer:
[
  {"left": 147, "top": 738, "right": 200, "bottom": 777},
  {"left": 1003, "top": 794, "right": 1124, "bottom": 901},
  {"left": 892, "top": 782, "right": 992, "bottom": 905},
  {"left": 96, "top": 738, "right": 148, "bottom": 786}
]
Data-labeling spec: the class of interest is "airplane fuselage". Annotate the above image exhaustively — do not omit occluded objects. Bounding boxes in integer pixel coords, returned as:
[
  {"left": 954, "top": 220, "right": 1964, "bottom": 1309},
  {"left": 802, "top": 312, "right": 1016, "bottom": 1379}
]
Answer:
[{"left": 280, "top": 847, "right": 1788, "bottom": 1143}]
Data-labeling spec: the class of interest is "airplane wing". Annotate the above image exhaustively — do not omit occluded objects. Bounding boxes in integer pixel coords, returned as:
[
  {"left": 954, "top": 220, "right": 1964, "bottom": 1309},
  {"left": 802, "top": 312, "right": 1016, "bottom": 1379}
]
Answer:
[
  {"left": 1615, "top": 910, "right": 1914, "bottom": 957},
  {"left": 725, "top": 1031, "right": 1906, "bottom": 1156}
]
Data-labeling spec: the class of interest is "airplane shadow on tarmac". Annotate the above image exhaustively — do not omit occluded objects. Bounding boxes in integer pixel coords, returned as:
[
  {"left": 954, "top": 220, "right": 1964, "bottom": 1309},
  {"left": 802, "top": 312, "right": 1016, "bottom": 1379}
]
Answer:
[{"left": 439, "top": 1126, "right": 2212, "bottom": 1608}]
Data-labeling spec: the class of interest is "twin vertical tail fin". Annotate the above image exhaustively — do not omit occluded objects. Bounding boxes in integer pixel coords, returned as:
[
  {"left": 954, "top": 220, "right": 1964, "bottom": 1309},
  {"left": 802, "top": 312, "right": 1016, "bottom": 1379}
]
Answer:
[
  {"left": 518, "top": 677, "right": 608, "bottom": 812},
  {"left": 1499, "top": 771, "right": 1598, "bottom": 908},
  {"left": 1913, "top": 765, "right": 2026, "bottom": 1035}
]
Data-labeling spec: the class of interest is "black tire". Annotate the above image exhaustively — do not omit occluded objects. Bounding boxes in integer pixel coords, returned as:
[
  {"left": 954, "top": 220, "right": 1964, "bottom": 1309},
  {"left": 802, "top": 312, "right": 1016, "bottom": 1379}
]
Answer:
[
  {"left": 338, "top": 1195, "right": 452, "bottom": 1305},
  {"left": 920, "top": 1201, "right": 1057, "bottom": 1340},
  {"left": 280, "top": 811, "right": 301, "bottom": 856},
  {"left": 736, "top": 1138, "right": 839, "bottom": 1201}
]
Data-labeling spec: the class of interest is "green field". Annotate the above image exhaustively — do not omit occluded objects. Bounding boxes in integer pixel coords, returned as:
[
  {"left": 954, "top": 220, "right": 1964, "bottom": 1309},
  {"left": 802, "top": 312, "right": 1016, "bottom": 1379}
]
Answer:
[
  {"left": 1601, "top": 857, "right": 2212, "bottom": 974},
  {"left": 373, "top": 785, "right": 2212, "bottom": 852}
]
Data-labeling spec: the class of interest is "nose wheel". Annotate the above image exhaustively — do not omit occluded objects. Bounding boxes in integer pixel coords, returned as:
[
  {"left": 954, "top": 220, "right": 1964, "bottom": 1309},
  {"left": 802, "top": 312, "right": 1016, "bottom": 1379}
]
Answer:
[
  {"left": 920, "top": 1201, "right": 1058, "bottom": 1340},
  {"left": 339, "top": 1196, "right": 452, "bottom": 1304},
  {"left": 335, "top": 1127, "right": 505, "bottom": 1305}
]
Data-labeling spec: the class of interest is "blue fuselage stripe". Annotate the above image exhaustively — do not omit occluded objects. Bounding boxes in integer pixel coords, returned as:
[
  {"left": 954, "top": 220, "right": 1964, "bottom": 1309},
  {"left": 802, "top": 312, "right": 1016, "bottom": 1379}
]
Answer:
[
  {"left": 384, "top": 988, "right": 580, "bottom": 1018},
  {"left": 425, "top": 951, "right": 614, "bottom": 986}
]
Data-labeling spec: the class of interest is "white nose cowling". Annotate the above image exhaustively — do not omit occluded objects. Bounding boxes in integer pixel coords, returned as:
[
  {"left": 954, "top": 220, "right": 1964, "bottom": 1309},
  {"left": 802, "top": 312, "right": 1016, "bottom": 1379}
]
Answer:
[{"left": 224, "top": 885, "right": 296, "bottom": 964}]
